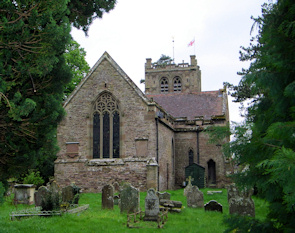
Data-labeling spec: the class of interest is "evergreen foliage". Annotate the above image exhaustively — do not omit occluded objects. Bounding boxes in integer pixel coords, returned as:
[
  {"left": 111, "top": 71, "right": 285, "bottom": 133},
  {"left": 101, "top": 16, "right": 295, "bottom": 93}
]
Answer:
[
  {"left": 64, "top": 40, "right": 90, "bottom": 99},
  {"left": 0, "top": 0, "right": 116, "bottom": 183},
  {"left": 224, "top": 0, "right": 295, "bottom": 231}
]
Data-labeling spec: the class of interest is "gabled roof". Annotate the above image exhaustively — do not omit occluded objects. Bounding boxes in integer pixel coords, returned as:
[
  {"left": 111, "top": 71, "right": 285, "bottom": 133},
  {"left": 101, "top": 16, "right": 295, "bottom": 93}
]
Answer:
[
  {"left": 147, "top": 91, "right": 226, "bottom": 120},
  {"left": 64, "top": 51, "right": 150, "bottom": 107}
]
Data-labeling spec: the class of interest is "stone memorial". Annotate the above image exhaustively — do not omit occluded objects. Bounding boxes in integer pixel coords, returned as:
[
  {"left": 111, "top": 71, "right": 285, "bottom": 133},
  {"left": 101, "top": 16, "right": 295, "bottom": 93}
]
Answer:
[
  {"left": 34, "top": 186, "right": 49, "bottom": 207},
  {"left": 113, "top": 182, "right": 120, "bottom": 193},
  {"left": 187, "top": 186, "right": 204, "bottom": 208},
  {"left": 62, "top": 185, "right": 74, "bottom": 204},
  {"left": 184, "top": 176, "right": 194, "bottom": 197},
  {"left": 157, "top": 191, "right": 171, "bottom": 201},
  {"left": 119, "top": 184, "right": 140, "bottom": 213},
  {"left": 102, "top": 184, "right": 114, "bottom": 209},
  {"left": 228, "top": 184, "right": 255, "bottom": 217},
  {"left": 204, "top": 200, "right": 223, "bottom": 213},
  {"left": 144, "top": 188, "right": 159, "bottom": 221},
  {"left": 14, "top": 184, "right": 35, "bottom": 205}
]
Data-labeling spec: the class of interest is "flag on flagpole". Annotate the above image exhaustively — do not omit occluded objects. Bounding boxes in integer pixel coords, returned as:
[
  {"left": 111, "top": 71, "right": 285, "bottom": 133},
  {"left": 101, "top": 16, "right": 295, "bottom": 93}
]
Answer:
[{"left": 188, "top": 39, "right": 195, "bottom": 47}]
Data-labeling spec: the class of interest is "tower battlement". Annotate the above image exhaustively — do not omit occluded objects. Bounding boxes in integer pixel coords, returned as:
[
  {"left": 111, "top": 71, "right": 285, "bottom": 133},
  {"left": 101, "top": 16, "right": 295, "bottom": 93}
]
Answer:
[{"left": 145, "top": 55, "right": 201, "bottom": 95}]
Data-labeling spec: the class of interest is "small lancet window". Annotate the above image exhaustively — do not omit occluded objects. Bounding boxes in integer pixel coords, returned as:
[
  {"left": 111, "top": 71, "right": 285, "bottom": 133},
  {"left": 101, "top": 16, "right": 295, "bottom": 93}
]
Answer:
[
  {"left": 173, "top": 77, "right": 182, "bottom": 92},
  {"left": 189, "top": 149, "right": 194, "bottom": 165},
  {"left": 160, "top": 77, "right": 169, "bottom": 93}
]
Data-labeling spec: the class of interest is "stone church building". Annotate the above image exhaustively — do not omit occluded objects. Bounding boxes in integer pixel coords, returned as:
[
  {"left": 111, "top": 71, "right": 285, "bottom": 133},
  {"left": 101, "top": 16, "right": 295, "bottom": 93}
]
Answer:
[{"left": 54, "top": 52, "right": 230, "bottom": 192}]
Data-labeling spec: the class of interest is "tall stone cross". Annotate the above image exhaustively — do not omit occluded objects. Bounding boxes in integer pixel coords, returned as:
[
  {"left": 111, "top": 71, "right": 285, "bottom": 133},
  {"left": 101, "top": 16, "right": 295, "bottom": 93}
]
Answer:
[{"left": 186, "top": 176, "right": 194, "bottom": 186}]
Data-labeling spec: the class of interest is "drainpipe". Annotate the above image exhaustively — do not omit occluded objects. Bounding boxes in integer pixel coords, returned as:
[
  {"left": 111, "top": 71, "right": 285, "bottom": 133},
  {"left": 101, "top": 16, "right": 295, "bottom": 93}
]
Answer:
[
  {"left": 197, "top": 130, "right": 200, "bottom": 164},
  {"left": 156, "top": 117, "right": 159, "bottom": 191}
]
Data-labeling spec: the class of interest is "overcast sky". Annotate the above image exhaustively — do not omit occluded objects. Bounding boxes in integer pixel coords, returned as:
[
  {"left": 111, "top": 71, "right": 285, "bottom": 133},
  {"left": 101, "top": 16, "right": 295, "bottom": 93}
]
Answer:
[{"left": 71, "top": 0, "right": 269, "bottom": 123}]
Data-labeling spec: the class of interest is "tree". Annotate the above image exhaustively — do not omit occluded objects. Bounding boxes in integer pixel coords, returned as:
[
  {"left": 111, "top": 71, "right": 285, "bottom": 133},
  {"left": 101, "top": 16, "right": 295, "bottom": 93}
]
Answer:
[
  {"left": 0, "top": 0, "right": 116, "bottom": 183},
  {"left": 64, "top": 40, "right": 90, "bottom": 99},
  {"left": 153, "top": 54, "right": 173, "bottom": 67},
  {"left": 224, "top": 1, "right": 295, "bottom": 231}
]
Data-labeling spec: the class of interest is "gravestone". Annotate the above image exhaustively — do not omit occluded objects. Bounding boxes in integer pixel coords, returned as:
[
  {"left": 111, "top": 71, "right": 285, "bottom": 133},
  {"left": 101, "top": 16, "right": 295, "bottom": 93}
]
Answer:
[
  {"left": 120, "top": 184, "right": 140, "bottom": 213},
  {"left": 157, "top": 191, "right": 170, "bottom": 201},
  {"left": 204, "top": 200, "right": 223, "bottom": 213},
  {"left": 228, "top": 184, "right": 255, "bottom": 217},
  {"left": 187, "top": 186, "right": 204, "bottom": 208},
  {"left": 49, "top": 181, "right": 60, "bottom": 194},
  {"left": 14, "top": 184, "right": 35, "bottom": 205},
  {"left": 34, "top": 186, "right": 49, "bottom": 207},
  {"left": 144, "top": 188, "right": 159, "bottom": 221},
  {"left": 62, "top": 186, "right": 74, "bottom": 203},
  {"left": 184, "top": 176, "right": 194, "bottom": 197},
  {"left": 102, "top": 184, "right": 114, "bottom": 209},
  {"left": 113, "top": 182, "right": 120, "bottom": 193}
]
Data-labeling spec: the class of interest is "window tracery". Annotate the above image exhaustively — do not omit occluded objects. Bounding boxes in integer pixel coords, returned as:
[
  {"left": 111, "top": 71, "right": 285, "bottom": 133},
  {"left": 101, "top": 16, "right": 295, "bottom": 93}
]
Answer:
[
  {"left": 93, "top": 92, "right": 120, "bottom": 158},
  {"left": 173, "top": 76, "right": 182, "bottom": 92},
  {"left": 160, "top": 77, "right": 169, "bottom": 93}
]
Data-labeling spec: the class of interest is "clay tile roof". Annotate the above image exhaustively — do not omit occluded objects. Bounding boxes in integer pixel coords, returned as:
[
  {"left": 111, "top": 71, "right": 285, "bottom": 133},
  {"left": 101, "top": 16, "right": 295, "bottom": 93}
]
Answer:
[{"left": 147, "top": 91, "right": 224, "bottom": 120}]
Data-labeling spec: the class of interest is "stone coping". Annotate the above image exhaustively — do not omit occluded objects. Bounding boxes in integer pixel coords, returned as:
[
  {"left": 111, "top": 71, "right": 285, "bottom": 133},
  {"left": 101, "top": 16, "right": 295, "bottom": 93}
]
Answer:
[{"left": 55, "top": 157, "right": 154, "bottom": 166}]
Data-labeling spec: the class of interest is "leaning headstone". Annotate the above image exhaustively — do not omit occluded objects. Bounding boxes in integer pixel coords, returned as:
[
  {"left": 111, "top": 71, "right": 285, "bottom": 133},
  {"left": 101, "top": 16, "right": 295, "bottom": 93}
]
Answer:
[
  {"left": 184, "top": 176, "right": 194, "bottom": 197},
  {"left": 204, "top": 200, "right": 223, "bottom": 213},
  {"left": 102, "top": 184, "right": 114, "bottom": 209},
  {"left": 34, "top": 186, "right": 49, "bottom": 207},
  {"left": 228, "top": 184, "right": 255, "bottom": 217},
  {"left": 62, "top": 186, "right": 74, "bottom": 203},
  {"left": 49, "top": 181, "right": 60, "bottom": 194},
  {"left": 120, "top": 184, "right": 140, "bottom": 213},
  {"left": 157, "top": 191, "right": 171, "bottom": 201},
  {"left": 113, "top": 182, "right": 120, "bottom": 193},
  {"left": 187, "top": 186, "right": 204, "bottom": 208},
  {"left": 144, "top": 188, "right": 159, "bottom": 221}
]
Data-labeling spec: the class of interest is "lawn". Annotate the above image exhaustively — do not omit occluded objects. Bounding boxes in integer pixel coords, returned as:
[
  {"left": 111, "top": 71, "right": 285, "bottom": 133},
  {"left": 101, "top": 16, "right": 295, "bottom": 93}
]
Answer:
[{"left": 0, "top": 188, "right": 269, "bottom": 233}]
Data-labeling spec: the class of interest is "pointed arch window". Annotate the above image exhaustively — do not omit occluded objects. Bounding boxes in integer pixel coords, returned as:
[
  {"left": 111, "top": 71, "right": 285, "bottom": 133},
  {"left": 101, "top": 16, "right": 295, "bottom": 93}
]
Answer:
[
  {"left": 160, "top": 77, "right": 169, "bottom": 93},
  {"left": 93, "top": 92, "right": 120, "bottom": 158},
  {"left": 188, "top": 149, "right": 194, "bottom": 165},
  {"left": 173, "top": 76, "right": 182, "bottom": 92}
]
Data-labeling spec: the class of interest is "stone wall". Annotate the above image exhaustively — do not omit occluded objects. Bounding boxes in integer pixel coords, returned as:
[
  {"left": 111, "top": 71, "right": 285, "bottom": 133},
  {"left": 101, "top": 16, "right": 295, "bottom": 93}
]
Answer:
[
  {"left": 55, "top": 56, "right": 161, "bottom": 192},
  {"left": 55, "top": 159, "right": 148, "bottom": 192}
]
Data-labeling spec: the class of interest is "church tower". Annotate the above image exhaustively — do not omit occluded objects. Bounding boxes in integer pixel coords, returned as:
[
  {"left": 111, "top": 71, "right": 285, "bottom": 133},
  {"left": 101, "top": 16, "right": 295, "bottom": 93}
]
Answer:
[{"left": 144, "top": 55, "right": 201, "bottom": 94}]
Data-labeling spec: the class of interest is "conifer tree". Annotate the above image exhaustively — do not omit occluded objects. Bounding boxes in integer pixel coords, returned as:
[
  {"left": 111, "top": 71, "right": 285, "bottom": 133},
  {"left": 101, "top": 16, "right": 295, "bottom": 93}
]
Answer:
[
  {"left": 0, "top": 0, "right": 116, "bottom": 183},
  {"left": 224, "top": 0, "right": 295, "bottom": 231}
]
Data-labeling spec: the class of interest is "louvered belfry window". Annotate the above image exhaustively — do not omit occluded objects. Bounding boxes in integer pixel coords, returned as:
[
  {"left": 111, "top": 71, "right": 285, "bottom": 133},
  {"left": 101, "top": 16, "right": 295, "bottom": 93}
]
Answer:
[
  {"left": 173, "top": 77, "right": 182, "bottom": 92},
  {"left": 160, "top": 77, "right": 169, "bottom": 93},
  {"left": 93, "top": 92, "right": 120, "bottom": 158}
]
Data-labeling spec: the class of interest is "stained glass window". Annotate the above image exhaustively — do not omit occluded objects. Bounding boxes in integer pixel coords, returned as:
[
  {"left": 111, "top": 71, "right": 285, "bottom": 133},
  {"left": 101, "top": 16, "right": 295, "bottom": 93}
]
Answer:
[
  {"left": 92, "top": 92, "right": 120, "bottom": 158},
  {"left": 93, "top": 112, "right": 100, "bottom": 158},
  {"left": 113, "top": 112, "right": 120, "bottom": 158}
]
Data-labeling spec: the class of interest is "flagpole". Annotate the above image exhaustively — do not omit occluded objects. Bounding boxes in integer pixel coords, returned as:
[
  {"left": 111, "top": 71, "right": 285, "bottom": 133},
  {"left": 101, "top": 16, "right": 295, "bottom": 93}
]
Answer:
[
  {"left": 172, "top": 36, "right": 175, "bottom": 64},
  {"left": 194, "top": 37, "right": 196, "bottom": 55}
]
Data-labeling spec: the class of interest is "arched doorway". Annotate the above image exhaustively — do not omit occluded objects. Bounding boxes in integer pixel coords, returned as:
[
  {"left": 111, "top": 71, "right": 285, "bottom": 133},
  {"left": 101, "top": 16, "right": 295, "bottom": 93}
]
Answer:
[{"left": 207, "top": 159, "right": 216, "bottom": 185}]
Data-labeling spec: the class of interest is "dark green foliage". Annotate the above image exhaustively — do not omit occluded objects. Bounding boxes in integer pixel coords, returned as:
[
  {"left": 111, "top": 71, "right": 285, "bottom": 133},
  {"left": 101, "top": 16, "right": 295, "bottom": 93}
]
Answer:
[
  {"left": 22, "top": 170, "right": 44, "bottom": 188},
  {"left": 0, "top": 0, "right": 116, "bottom": 183},
  {"left": 224, "top": 0, "right": 295, "bottom": 231},
  {"left": 67, "top": 0, "right": 116, "bottom": 34},
  {"left": 153, "top": 54, "right": 173, "bottom": 66},
  {"left": 223, "top": 215, "right": 277, "bottom": 233},
  {"left": 64, "top": 40, "right": 90, "bottom": 99},
  {"left": 41, "top": 191, "right": 61, "bottom": 211},
  {"left": 0, "top": 182, "right": 5, "bottom": 204}
]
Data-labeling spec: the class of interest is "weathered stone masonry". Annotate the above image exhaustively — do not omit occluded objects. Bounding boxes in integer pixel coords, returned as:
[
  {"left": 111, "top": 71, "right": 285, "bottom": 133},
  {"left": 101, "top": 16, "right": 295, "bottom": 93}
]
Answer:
[{"left": 55, "top": 52, "right": 230, "bottom": 192}]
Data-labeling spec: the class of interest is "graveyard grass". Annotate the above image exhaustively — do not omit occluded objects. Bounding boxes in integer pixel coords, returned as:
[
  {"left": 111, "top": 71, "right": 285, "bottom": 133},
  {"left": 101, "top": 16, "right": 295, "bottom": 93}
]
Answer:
[{"left": 0, "top": 188, "right": 268, "bottom": 233}]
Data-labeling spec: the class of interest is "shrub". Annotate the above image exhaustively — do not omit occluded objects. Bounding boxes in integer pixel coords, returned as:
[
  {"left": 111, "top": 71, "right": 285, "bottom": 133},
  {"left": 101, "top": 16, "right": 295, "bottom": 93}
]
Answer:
[
  {"left": 23, "top": 170, "right": 44, "bottom": 188},
  {"left": 0, "top": 182, "right": 5, "bottom": 204}
]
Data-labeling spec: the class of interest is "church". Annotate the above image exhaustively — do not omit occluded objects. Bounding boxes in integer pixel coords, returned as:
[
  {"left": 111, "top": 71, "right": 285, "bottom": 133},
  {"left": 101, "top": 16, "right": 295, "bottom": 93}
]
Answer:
[{"left": 54, "top": 52, "right": 230, "bottom": 192}]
